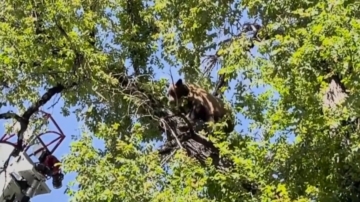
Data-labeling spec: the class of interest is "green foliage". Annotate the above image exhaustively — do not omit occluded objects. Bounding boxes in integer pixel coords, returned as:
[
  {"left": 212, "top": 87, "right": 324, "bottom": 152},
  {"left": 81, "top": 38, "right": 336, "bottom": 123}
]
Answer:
[{"left": 2, "top": 0, "right": 360, "bottom": 201}]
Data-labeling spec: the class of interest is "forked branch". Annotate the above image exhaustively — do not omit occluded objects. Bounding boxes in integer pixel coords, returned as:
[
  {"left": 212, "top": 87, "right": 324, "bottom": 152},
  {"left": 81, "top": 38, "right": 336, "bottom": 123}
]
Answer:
[{"left": 0, "top": 83, "right": 75, "bottom": 150}]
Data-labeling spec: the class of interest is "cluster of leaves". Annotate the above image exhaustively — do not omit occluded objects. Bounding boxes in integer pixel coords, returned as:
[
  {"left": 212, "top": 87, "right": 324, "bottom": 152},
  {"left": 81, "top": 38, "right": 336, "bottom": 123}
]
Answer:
[{"left": 1, "top": 0, "right": 360, "bottom": 201}]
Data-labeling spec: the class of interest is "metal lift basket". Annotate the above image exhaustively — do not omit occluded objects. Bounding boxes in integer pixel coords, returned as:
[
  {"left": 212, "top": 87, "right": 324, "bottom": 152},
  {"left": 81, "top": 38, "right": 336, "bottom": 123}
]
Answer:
[{"left": 0, "top": 110, "right": 65, "bottom": 202}]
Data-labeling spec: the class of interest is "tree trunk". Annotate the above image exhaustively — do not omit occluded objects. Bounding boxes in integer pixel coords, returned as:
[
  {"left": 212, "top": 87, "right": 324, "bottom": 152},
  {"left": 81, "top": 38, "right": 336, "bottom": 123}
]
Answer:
[{"left": 322, "top": 75, "right": 360, "bottom": 201}]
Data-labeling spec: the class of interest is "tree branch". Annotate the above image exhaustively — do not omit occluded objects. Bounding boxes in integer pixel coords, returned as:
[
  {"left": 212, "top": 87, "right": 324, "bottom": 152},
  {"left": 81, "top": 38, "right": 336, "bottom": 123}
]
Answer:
[
  {"left": 0, "top": 83, "right": 75, "bottom": 151},
  {"left": 22, "top": 84, "right": 64, "bottom": 119},
  {"left": 0, "top": 112, "right": 24, "bottom": 122}
]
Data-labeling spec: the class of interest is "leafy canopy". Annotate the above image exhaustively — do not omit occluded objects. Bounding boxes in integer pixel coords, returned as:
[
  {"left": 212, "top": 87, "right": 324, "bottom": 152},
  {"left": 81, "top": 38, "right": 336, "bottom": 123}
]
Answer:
[{"left": 1, "top": 0, "right": 360, "bottom": 201}]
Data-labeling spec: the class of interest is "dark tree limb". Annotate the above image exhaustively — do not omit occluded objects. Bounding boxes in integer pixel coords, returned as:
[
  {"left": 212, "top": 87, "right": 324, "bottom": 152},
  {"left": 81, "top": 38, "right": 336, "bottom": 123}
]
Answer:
[
  {"left": 0, "top": 112, "right": 24, "bottom": 122},
  {"left": 0, "top": 83, "right": 75, "bottom": 151}
]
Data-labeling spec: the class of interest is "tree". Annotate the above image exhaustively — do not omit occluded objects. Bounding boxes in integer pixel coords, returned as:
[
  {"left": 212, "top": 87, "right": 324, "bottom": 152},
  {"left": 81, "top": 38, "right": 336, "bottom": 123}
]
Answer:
[{"left": 1, "top": 0, "right": 360, "bottom": 201}]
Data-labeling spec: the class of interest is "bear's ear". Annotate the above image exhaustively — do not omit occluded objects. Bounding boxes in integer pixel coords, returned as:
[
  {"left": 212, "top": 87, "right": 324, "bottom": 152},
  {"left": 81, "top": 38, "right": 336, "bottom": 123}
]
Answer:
[{"left": 175, "top": 79, "right": 183, "bottom": 86}]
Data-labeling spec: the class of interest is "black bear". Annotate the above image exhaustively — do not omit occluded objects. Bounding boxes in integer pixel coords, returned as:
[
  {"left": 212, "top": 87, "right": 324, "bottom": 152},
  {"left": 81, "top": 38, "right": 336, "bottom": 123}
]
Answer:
[{"left": 167, "top": 79, "right": 234, "bottom": 133}]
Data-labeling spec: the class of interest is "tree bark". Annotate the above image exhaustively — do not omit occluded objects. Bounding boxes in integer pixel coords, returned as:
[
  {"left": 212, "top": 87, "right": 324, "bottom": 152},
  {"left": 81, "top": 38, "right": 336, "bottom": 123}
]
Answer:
[{"left": 322, "top": 75, "right": 360, "bottom": 201}]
